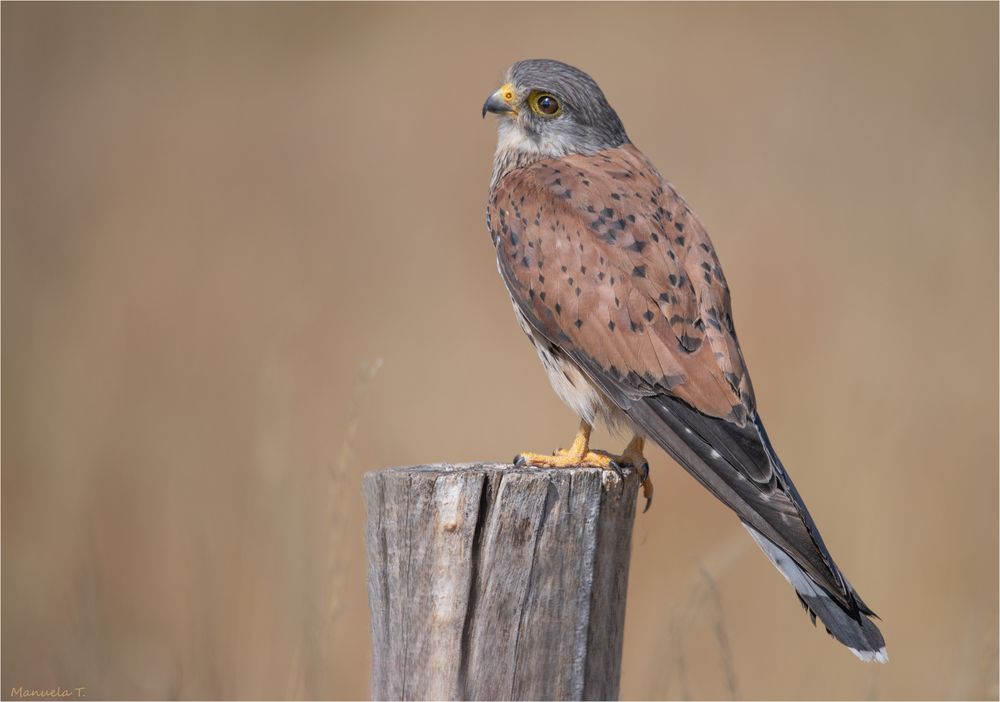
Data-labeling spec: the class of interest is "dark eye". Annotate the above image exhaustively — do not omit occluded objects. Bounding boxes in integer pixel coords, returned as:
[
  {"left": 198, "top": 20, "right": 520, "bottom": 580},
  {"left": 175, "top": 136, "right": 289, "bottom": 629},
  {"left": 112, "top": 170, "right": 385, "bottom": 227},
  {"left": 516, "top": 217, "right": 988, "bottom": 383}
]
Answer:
[{"left": 535, "top": 93, "right": 560, "bottom": 116}]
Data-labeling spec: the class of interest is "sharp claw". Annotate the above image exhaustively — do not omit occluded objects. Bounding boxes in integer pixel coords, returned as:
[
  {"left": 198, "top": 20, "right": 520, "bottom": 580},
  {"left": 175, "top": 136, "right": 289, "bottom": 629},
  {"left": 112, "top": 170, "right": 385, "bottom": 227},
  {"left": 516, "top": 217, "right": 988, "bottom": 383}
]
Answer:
[
  {"left": 513, "top": 454, "right": 527, "bottom": 468},
  {"left": 641, "top": 470, "right": 654, "bottom": 514},
  {"left": 639, "top": 461, "right": 650, "bottom": 484}
]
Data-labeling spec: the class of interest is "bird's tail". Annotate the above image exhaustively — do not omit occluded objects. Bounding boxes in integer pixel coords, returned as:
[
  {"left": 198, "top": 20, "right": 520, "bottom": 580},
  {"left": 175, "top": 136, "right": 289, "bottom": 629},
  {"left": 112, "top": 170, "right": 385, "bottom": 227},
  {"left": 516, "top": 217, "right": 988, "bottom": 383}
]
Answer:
[
  {"left": 626, "top": 394, "right": 887, "bottom": 662},
  {"left": 743, "top": 523, "right": 888, "bottom": 662}
]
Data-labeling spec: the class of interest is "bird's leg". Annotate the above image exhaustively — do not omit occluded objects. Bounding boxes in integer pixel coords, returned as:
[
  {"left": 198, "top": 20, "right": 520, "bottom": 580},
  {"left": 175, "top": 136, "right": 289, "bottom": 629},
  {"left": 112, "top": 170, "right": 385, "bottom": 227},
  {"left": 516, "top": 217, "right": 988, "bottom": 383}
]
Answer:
[
  {"left": 552, "top": 420, "right": 592, "bottom": 459},
  {"left": 514, "top": 420, "right": 617, "bottom": 469}
]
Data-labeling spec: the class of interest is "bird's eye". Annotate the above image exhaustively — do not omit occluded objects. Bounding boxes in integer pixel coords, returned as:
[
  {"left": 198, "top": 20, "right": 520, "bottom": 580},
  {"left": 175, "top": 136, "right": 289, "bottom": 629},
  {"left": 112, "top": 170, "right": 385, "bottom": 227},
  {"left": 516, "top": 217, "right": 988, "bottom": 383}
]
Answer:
[{"left": 531, "top": 92, "right": 561, "bottom": 117}]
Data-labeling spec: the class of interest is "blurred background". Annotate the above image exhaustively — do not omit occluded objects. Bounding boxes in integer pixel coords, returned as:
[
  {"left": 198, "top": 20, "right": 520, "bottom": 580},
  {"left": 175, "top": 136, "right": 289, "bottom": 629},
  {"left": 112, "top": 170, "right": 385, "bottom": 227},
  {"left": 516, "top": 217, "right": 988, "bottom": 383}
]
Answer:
[{"left": 3, "top": 3, "right": 997, "bottom": 700}]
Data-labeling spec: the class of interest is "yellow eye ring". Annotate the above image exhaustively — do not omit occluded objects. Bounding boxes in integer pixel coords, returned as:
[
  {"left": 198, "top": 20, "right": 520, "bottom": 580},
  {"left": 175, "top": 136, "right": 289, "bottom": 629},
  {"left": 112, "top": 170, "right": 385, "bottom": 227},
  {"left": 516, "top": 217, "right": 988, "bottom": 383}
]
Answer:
[{"left": 529, "top": 92, "right": 562, "bottom": 117}]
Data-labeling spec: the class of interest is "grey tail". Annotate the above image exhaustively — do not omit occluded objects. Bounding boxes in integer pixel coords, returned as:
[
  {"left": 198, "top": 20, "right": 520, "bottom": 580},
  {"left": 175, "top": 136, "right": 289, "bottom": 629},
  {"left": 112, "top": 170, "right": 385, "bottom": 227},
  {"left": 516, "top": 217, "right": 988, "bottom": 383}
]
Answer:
[
  {"left": 624, "top": 393, "right": 887, "bottom": 662},
  {"left": 743, "top": 523, "right": 888, "bottom": 662}
]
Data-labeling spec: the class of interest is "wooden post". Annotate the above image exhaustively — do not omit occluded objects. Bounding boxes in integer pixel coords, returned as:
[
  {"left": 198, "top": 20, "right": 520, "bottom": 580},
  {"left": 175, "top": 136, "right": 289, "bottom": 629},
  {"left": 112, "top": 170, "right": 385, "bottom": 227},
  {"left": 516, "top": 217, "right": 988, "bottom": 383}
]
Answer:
[{"left": 363, "top": 462, "right": 641, "bottom": 701}]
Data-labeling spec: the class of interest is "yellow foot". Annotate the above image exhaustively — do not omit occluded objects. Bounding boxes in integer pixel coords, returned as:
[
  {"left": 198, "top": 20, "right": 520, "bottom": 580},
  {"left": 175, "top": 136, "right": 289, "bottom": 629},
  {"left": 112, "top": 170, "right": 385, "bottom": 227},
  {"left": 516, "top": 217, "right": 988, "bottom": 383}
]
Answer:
[
  {"left": 514, "top": 420, "right": 626, "bottom": 472},
  {"left": 514, "top": 422, "right": 655, "bottom": 512},
  {"left": 514, "top": 448, "right": 620, "bottom": 470}
]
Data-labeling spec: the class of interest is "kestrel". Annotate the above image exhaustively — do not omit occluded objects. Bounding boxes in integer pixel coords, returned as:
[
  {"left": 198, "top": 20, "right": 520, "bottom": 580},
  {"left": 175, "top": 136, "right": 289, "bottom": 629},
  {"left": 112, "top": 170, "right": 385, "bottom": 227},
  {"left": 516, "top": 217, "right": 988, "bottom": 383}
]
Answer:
[{"left": 483, "top": 59, "right": 886, "bottom": 662}]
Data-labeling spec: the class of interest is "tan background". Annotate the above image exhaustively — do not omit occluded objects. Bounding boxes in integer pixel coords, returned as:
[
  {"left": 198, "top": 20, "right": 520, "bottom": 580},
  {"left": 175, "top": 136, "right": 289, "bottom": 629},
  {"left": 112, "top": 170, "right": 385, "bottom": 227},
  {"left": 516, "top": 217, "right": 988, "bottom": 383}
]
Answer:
[{"left": 3, "top": 3, "right": 997, "bottom": 700}]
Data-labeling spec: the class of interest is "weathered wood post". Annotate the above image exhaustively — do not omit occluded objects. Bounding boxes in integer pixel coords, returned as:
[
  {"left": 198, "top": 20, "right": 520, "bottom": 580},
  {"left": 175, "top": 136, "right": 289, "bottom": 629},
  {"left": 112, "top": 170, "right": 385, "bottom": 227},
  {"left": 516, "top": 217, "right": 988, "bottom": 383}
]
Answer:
[{"left": 363, "top": 462, "right": 641, "bottom": 701}]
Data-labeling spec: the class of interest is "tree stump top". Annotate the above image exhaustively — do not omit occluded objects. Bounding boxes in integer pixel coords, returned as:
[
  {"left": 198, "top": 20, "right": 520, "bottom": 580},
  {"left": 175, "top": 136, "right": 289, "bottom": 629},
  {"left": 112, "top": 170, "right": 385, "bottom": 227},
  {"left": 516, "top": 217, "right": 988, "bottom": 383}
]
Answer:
[{"left": 363, "top": 462, "right": 641, "bottom": 701}]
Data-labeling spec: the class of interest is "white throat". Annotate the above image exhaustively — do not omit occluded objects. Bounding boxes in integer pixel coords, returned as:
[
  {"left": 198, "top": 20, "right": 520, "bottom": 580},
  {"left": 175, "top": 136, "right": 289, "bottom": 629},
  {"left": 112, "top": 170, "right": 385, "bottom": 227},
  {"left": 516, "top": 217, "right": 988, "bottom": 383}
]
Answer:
[{"left": 490, "top": 120, "right": 577, "bottom": 191}]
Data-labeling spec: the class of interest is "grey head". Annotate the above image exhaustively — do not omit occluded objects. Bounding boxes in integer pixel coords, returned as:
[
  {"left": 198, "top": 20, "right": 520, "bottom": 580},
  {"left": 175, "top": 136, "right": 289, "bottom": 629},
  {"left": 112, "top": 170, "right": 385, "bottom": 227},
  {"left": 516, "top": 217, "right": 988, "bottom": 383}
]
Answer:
[{"left": 483, "top": 59, "right": 629, "bottom": 183}]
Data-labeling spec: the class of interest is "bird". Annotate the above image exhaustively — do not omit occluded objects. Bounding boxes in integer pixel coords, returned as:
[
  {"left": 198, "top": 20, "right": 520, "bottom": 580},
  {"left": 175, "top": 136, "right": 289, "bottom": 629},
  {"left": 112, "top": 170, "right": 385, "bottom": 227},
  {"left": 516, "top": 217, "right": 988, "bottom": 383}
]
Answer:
[{"left": 482, "top": 58, "right": 887, "bottom": 663}]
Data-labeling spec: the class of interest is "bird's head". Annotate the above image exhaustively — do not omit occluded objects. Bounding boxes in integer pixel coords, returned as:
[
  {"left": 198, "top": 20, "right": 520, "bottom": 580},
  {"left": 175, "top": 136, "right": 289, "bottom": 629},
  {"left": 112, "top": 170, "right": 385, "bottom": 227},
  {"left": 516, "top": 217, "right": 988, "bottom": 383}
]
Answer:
[{"left": 483, "top": 59, "right": 629, "bottom": 162}]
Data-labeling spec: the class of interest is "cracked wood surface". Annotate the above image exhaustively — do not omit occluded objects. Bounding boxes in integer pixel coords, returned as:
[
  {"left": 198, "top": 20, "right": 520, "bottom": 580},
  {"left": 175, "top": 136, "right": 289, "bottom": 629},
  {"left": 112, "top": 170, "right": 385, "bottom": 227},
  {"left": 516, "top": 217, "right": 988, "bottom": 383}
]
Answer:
[{"left": 363, "top": 463, "right": 641, "bottom": 701}]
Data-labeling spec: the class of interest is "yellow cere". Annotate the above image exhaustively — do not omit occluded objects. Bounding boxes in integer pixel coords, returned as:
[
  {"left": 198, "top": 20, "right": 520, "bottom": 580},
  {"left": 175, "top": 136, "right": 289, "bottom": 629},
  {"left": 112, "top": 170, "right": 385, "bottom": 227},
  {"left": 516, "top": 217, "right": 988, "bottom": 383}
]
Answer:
[{"left": 499, "top": 83, "right": 516, "bottom": 104}]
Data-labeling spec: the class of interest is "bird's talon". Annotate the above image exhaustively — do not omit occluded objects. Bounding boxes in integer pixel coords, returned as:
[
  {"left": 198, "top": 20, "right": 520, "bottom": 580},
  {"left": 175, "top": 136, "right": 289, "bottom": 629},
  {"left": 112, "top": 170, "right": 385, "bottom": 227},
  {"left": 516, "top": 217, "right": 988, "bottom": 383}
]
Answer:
[{"left": 641, "top": 473, "right": 654, "bottom": 514}]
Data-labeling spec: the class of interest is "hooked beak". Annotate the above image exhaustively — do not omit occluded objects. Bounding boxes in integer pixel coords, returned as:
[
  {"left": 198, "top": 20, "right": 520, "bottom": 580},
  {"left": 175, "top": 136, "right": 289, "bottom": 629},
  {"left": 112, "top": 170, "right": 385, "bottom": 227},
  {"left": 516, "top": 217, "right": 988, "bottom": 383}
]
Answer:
[{"left": 482, "top": 84, "right": 518, "bottom": 118}]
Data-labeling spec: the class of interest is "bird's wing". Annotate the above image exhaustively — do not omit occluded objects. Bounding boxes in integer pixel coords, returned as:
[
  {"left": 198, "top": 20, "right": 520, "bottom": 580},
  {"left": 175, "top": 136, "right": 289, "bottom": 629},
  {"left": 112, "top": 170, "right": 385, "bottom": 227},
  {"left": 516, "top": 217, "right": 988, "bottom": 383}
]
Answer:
[
  {"left": 489, "top": 144, "right": 753, "bottom": 419},
  {"left": 488, "top": 144, "right": 869, "bottom": 616}
]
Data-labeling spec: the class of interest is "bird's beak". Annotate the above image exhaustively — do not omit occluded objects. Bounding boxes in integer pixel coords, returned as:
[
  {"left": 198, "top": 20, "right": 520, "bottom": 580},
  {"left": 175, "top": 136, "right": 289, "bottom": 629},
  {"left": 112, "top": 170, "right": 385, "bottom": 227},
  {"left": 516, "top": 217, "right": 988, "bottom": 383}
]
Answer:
[{"left": 482, "top": 83, "right": 518, "bottom": 118}]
